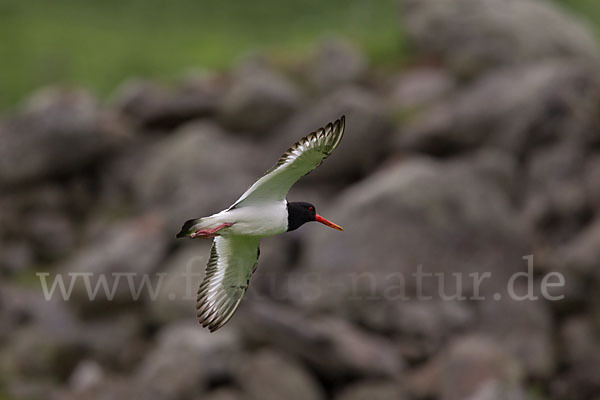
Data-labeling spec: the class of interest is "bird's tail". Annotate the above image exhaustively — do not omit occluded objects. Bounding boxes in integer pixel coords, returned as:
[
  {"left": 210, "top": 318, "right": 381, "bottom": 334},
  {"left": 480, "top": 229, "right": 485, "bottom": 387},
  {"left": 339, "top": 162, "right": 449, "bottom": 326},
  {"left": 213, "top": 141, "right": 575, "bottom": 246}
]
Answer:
[{"left": 176, "top": 218, "right": 202, "bottom": 238}]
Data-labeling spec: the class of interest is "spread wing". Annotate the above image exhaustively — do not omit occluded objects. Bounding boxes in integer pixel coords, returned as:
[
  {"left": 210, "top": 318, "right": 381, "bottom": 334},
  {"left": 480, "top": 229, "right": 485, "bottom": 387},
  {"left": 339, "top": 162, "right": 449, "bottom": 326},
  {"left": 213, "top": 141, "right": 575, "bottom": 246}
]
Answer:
[
  {"left": 230, "top": 116, "right": 345, "bottom": 208},
  {"left": 196, "top": 235, "right": 260, "bottom": 332}
]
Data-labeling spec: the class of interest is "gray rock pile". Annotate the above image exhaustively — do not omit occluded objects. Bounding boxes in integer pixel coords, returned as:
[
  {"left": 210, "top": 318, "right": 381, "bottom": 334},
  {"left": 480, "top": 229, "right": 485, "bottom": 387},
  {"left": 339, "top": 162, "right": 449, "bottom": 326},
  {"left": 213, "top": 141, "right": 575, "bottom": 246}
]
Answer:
[{"left": 1, "top": 1, "right": 600, "bottom": 399}]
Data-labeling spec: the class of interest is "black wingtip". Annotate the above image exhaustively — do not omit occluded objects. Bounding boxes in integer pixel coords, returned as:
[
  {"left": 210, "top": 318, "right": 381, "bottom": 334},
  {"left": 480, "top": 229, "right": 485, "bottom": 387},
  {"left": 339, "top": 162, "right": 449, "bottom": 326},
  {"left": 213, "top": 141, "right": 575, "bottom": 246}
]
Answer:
[{"left": 336, "top": 115, "right": 345, "bottom": 133}]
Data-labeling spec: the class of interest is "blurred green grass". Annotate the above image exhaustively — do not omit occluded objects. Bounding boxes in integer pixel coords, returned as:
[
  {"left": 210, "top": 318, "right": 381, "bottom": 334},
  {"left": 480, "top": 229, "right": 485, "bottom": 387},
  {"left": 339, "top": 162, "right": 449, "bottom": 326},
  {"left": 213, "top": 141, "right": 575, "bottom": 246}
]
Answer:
[
  {"left": 0, "top": 0, "right": 598, "bottom": 110},
  {"left": 0, "top": 0, "right": 403, "bottom": 109}
]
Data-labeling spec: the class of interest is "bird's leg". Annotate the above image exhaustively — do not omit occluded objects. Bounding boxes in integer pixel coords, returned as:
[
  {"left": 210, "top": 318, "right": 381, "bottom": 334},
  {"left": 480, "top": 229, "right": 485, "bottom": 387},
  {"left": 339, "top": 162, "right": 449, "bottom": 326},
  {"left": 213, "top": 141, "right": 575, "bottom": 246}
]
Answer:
[{"left": 190, "top": 223, "right": 233, "bottom": 239}]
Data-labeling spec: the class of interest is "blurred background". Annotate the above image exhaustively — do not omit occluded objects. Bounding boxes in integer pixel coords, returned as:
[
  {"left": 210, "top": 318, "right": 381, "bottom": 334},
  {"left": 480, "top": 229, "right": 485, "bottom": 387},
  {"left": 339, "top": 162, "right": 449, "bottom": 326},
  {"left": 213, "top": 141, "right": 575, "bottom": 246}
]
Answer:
[{"left": 1, "top": 0, "right": 600, "bottom": 399}]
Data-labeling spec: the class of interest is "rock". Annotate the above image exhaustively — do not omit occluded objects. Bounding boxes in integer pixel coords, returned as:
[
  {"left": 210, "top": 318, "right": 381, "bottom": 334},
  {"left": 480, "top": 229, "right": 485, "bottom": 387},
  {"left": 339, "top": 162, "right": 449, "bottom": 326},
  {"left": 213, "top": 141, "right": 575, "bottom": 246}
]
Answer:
[
  {"left": 306, "top": 38, "right": 367, "bottom": 91},
  {"left": 71, "top": 377, "right": 145, "bottom": 400},
  {"left": 559, "top": 316, "right": 600, "bottom": 394},
  {"left": 244, "top": 228, "right": 304, "bottom": 302},
  {"left": 203, "top": 388, "right": 244, "bottom": 400},
  {"left": 79, "top": 312, "right": 145, "bottom": 370},
  {"left": 406, "top": 356, "right": 442, "bottom": 399},
  {"left": 5, "top": 380, "right": 66, "bottom": 400},
  {"left": 112, "top": 75, "right": 221, "bottom": 129},
  {"left": 273, "top": 86, "right": 394, "bottom": 183},
  {"left": 553, "top": 218, "right": 600, "bottom": 277},
  {"left": 0, "top": 322, "right": 86, "bottom": 383},
  {"left": 0, "top": 283, "right": 81, "bottom": 343},
  {"left": 60, "top": 215, "right": 168, "bottom": 311},
  {"left": 465, "top": 380, "right": 526, "bottom": 400},
  {"left": 0, "top": 182, "right": 90, "bottom": 263},
  {"left": 392, "top": 300, "right": 474, "bottom": 362},
  {"left": 441, "top": 335, "right": 523, "bottom": 400},
  {"left": 477, "top": 297, "right": 555, "bottom": 378},
  {"left": 387, "top": 67, "right": 456, "bottom": 111},
  {"left": 523, "top": 139, "right": 589, "bottom": 244},
  {"left": 241, "top": 300, "right": 403, "bottom": 380},
  {"left": 69, "top": 360, "right": 104, "bottom": 393},
  {"left": 286, "top": 155, "right": 528, "bottom": 317},
  {"left": 398, "top": 62, "right": 600, "bottom": 156},
  {"left": 132, "top": 121, "right": 264, "bottom": 233},
  {"left": 27, "top": 211, "right": 77, "bottom": 261},
  {"left": 334, "top": 380, "right": 404, "bottom": 400},
  {"left": 147, "top": 242, "right": 210, "bottom": 324},
  {"left": 585, "top": 155, "right": 600, "bottom": 207},
  {"left": 0, "top": 87, "right": 125, "bottom": 186},
  {"left": 0, "top": 241, "right": 33, "bottom": 274},
  {"left": 0, "top": 286, "right": 85, "bottom": 383},
  {"left": 97, "top": 134, "right": 155, "bottom": 211},
  {"left": 401, "top": 0, "right": 599, "bottom": 78},
  {"left": 236, "top": 350, "right": 325, "bottom": 400},
  {"left": 134, "top": 321, "right": 241, "bottom": 400},
  {"left": 561, "top": 316, "right": 600, "bottom": 365},
  {"left": 219, "top": 58, "right": 302, "bottom": 135}
]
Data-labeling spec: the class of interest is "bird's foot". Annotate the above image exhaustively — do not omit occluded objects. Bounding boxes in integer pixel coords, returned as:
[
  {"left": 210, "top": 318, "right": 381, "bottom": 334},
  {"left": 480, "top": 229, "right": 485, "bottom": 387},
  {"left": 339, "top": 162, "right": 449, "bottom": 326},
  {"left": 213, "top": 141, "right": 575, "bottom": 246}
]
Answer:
[{"left": 190, "top": 223, "right": 233, "bottom": 238}]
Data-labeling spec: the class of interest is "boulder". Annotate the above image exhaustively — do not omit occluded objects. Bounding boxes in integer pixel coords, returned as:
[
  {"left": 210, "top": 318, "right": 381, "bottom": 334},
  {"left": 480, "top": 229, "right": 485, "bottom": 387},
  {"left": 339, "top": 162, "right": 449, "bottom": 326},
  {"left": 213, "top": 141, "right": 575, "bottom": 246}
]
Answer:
[
  {"left": 240, "top": 300, "right": 403, "bottom": 380},
  {"left": 523, "top": 138, "right": 589, "bottom": 244},
  {"left": 286, "top": 154, "right": 529, "bottom": 318},
  {"left": 392, "top": 300, "right": 474, "bottom": 362},
  {"left": 70, "top": 377, "right": 147, "bottom": 400},
  {"left": 0, "top": 322, "right": 86, "bottom": 383},
  {"left": 401, "top": 0, "right": 599, "bottom": 78},
  {"left": 553, "top": 316, "right": 600, "bottom": 398},
  {"left": 585, "top": 155, "right": 600, "bottom": 207},
  {"left": 79, "top": 312, "right": 145, "bottom": 370},
  {"left": 561, "top": 316, "right": 600, "bottom": 370},
  {"left": 334, "top": 380, "right": 405, "bottom": 400},
  {"left": 406, "top": 356, "right": 442, "bottom": 399},
  {"left": 203, "top": 388, "right": 244, "bottom": 400},
  {"left": 398, "top": 62, "right": 600, "bottom": 156},
  {"left": 132, "top": 121, "right": 264, "bottom": 233},
  {"left": 273, "top": 86, "right": 394, "bottom": 183},
  {"left": 112, "top": 75, "right": 221, "bottom": 130},
  {"left": 146, "top": 241, "right": 210, "bottom": 324},
  {"left": 441, "top": 335, "right": 523, "bottom": 400},
  {"left": 27, "top": 211, "right": 77, "bottom": 261},
  {"left": 0, "top": 283, "right": 81, "bottom": 344},
  {"left": 0, "top": 241, "right": 33, "bottom": 274},
  {"left": 386, "top": 67, "right": 456, "bottom": 111},
  {"left": 559, "top": 316, "right": 600, "bottom": 397},
  {"left": 465, "top": 380, "right": 526, "bottom": 400},
  {"left": 477, "top": 297, "right": 555, "bottom": 378},
  {"left": 305, "top": 38, "right": 367, "bottom": 92},
  {"left": 4, "top": 380, "right": 66, "bottom": 400},
  {"left": 69, "top": 359, "right": 104, "bottom": 393},
  {"left": 552, "top": 218, "right": 600, "bottom": 277},
  {"left": 0, "top": 285, "right": 84, "bottom": 386},
  {"left": 0, "top": 87, "right": 125, "bottom": 186},
  {"left": 219, "top": 58, "right": 302, "bottom": 135},
  {"left": 134, "top": 321, "right": 241, "bottom": 400},
  {"left": 0, "top": 182, "right": 89, "bottom": 263},
  {"left": 59, "top": 215, "right": 168, "bottom": 312},
  {"left": 235, "top": 350, "right": 325, "bottom": 400}
]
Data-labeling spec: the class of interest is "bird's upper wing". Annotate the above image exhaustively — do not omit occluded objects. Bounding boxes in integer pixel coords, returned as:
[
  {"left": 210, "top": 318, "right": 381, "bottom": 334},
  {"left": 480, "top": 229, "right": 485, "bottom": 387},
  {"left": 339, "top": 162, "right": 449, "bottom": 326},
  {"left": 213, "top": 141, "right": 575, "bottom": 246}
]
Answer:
[
  {"left": 196, "top": 235, "right": 260, "bottom": 332},
  {"left": 230, "top": 116, "right": 345, "bottom": 208}
]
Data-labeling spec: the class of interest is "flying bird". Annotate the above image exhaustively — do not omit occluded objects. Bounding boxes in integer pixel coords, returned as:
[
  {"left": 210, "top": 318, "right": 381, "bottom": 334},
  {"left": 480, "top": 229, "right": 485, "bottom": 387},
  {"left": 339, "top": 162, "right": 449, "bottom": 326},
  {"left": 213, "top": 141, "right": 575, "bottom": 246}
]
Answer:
[{"left": 176, "top": 116, "right": 345, "bottom": 331}]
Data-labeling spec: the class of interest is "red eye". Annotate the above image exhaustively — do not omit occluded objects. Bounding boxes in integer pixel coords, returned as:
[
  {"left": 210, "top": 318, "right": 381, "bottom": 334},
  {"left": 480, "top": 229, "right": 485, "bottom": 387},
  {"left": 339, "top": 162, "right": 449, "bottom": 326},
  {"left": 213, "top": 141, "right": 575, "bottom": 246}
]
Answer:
[{"left": 308, "top": 206, "right": 314, "bottom": 212}]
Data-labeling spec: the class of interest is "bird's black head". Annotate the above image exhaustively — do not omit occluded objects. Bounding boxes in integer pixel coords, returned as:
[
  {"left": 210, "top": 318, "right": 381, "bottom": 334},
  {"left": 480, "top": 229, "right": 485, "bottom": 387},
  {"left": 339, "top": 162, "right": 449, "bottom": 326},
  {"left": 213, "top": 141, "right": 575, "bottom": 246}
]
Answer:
[{"left": 286, "top": 201, "right": 343, "bottom": 232}]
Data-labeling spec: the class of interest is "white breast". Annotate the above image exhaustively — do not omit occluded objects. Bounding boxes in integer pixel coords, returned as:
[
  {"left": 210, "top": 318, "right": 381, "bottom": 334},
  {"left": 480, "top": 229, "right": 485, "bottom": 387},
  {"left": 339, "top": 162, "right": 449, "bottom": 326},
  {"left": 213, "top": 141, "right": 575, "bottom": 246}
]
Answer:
[{"left": 220, "top": 201, "right": 288, "bottom": 237}]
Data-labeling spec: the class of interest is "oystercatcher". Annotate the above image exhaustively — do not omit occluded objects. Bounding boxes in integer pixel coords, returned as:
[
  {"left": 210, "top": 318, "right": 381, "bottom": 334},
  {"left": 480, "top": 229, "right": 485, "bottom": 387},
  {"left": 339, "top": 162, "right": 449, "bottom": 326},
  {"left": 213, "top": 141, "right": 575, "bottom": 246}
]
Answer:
[{"left": 176, "top": 116, "right": 345, "bottom": 331}]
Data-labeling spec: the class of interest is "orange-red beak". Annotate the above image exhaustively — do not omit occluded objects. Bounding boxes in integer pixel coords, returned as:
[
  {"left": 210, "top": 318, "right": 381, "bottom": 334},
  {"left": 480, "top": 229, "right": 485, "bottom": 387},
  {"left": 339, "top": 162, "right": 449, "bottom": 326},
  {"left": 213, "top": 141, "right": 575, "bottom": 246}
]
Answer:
[{"left": 315, "top": 214, "right": 344, "bottom": 231}]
